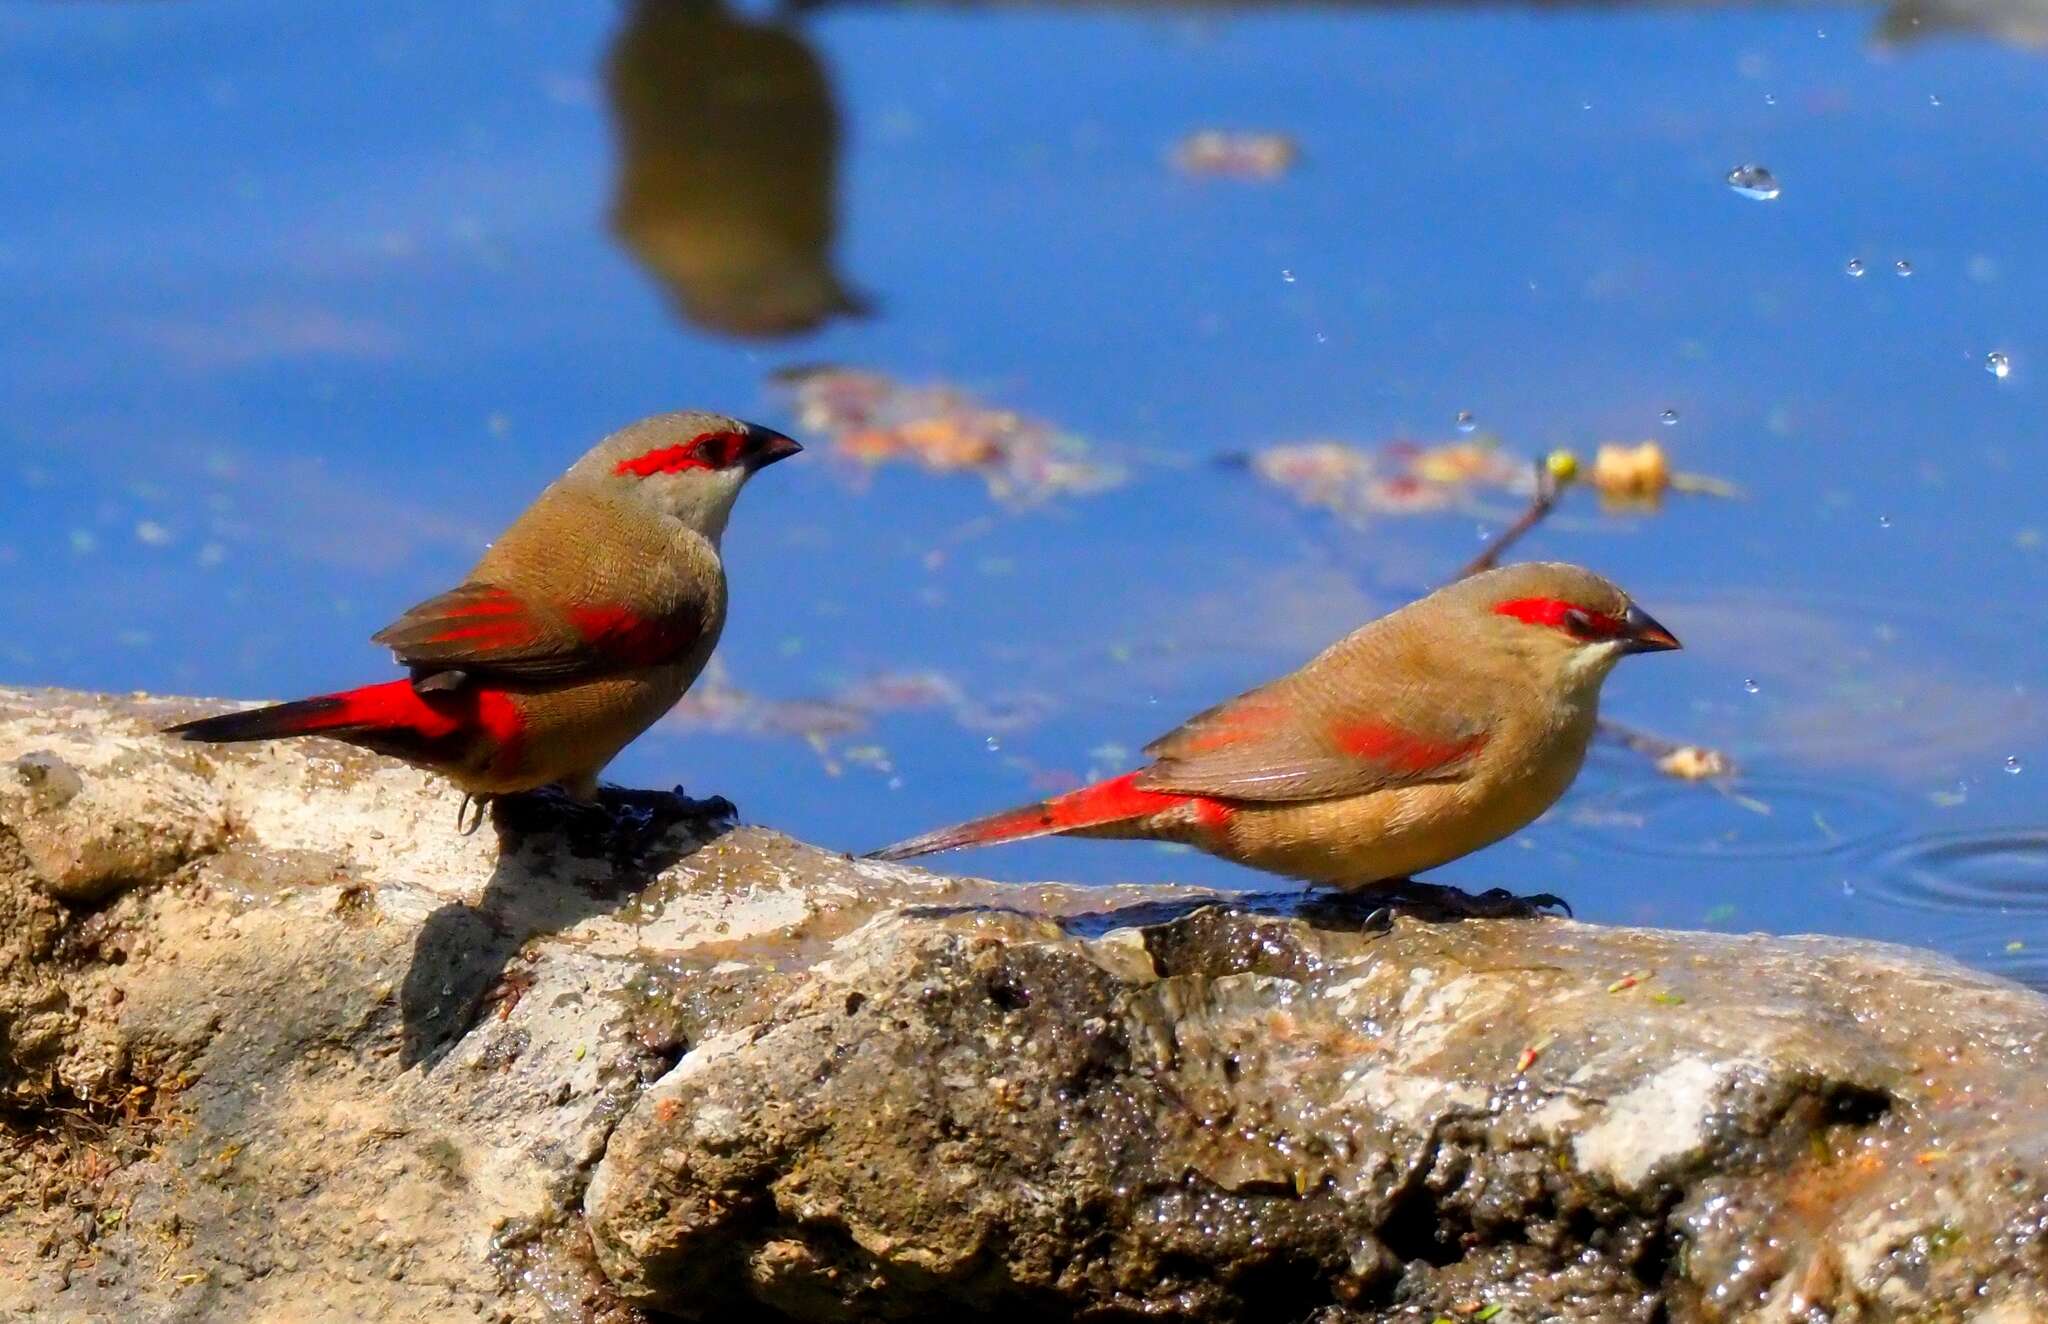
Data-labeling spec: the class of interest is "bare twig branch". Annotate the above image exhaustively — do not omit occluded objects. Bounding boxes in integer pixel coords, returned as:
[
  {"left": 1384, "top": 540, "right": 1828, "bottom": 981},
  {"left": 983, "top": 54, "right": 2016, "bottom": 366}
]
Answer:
[{"left": 1457, "top": 462, "right": 1563, "bottom": 581}]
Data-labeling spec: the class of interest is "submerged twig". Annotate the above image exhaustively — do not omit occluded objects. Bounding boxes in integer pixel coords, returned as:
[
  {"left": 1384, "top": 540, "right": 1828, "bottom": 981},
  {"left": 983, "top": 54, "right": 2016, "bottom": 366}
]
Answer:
[{"left": 1459, "top": 458, "right": 1567, "bottom": 579}]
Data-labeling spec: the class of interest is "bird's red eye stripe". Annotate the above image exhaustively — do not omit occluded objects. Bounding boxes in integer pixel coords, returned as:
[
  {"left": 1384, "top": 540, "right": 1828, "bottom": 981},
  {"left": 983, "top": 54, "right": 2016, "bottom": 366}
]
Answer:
[
  {"left": 613, "top": 430, "right": 749, "bottom": 477},
  {"left": 1494, "top": 597, "right": 1625, "bottom": 639}
]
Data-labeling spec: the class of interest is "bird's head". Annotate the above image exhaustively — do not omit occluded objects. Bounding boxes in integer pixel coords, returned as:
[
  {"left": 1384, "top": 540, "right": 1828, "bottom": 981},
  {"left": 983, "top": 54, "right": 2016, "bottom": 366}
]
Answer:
[
  {"left": 574, "top": 411, "right": 802, "bottom": 542},
  {"left": 1453, "top": 561, "right": 1681, "bottom": 698}
]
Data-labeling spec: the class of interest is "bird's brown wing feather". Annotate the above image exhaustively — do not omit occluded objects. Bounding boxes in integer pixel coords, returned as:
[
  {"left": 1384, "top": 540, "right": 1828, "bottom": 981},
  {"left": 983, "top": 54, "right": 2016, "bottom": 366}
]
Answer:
[
  {"left": 371, "top": 582, "right": 702, "bottom": 682},
  {"left": 1135, "top": 681, "right": 1489, "bottom": 802}
]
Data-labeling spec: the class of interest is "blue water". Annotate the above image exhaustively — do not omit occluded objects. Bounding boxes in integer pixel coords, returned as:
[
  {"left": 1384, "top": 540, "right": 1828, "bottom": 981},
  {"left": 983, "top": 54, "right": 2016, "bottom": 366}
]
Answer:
[{"left": 3, "top": 0, "right": 2043, "bottom": 979}]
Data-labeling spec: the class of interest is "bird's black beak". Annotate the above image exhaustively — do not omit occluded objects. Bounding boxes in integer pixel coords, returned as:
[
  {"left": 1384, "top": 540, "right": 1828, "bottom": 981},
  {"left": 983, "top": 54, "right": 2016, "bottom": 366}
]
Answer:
[
  {"left": 750, "top": 430, "right": 803, "bottom": 469},
  {"left": 1619, "top": 602, "right": 1682, "bottom": 654}
]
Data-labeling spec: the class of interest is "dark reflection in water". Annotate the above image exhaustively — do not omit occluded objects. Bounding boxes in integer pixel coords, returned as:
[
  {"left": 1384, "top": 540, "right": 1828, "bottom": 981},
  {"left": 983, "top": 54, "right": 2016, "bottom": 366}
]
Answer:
[{"left": 607, "top": 0, "right": 866, "bottom": 340}]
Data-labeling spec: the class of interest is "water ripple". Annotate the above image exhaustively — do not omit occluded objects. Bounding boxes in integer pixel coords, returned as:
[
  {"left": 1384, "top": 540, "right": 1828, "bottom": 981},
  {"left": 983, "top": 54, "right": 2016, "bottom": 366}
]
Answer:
[
  {"left": 1863, "top": 830, "right": 2048, "bottom": 916},
  {"left": 1572, "top": 777, "right": 1903, "bottom": 862}
]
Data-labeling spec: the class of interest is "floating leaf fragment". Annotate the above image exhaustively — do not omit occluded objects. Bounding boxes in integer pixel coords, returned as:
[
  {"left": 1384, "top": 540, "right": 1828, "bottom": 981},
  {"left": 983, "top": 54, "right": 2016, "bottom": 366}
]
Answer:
[
  {"left": 1590, "top": 440, "right": 1738, "bottom": 509},
  {"left": 1171, "top": 129, "right": 1300, "bottom": 179},
  {"left": 1244, "top": 437, "right": 1533, "bottom": 522},
  {"left": 775, "top": 366, "right": 1124, "bottom": 503},
  {"left": 1657, "top": 745, "right": 1731, "bottom": 781}
]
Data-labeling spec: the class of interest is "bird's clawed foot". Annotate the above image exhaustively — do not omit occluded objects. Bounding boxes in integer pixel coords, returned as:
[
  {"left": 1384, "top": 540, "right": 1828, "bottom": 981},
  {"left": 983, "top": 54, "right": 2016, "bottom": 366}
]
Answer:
[
  {"left": 487, "top": 783, "right": 735, "bottom": 858},
  {"left": 1337, "top": 879, "right": 1572, "bottom": 930},
  {"left": 596, "top": 784, "right": 738, "bottom": 831}
]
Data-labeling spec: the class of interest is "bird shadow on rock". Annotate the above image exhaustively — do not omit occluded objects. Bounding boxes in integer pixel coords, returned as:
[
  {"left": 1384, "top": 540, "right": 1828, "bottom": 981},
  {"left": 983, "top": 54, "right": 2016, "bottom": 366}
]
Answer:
[
  {"left": 399, "top": 790, "right": 734, "bottom": 1070},
  {"left": 913, "top": 881, "right": 1562, "bottom": 947}
]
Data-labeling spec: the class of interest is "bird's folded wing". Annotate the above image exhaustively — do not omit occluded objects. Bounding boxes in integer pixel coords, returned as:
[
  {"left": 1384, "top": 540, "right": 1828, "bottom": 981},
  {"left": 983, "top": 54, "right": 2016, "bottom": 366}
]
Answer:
[
  {"left": 1135, "top": 687, "right": 1488, "bottom": 802},
  {"left": 371, "top": 582, "right": 701, "bottom": 682}
]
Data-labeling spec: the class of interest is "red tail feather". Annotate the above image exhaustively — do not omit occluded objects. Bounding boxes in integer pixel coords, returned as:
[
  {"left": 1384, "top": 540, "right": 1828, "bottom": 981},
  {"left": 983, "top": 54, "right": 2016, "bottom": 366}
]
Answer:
[
  {"left": 870, "top": 771, "right": 1217, "bottom": 861},
  {"left": 165, "top": 680, "right": 522, "bottom": 767}
]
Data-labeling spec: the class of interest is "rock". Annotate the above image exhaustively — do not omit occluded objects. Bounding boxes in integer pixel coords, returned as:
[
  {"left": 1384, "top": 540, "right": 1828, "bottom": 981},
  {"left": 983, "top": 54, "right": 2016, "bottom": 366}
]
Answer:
[{"left": 4, "top": 683, "right": 2047, "bottom": 1322}]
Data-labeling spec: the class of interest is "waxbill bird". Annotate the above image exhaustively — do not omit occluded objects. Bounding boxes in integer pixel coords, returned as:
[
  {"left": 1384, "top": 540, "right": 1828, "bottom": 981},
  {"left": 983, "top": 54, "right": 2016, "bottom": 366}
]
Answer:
[
  {"left": 166, "top": 412, "right": 800, "bottom": 826},
  {"left": 871, "top": 563, "right": 1680, "bottom": 912}
]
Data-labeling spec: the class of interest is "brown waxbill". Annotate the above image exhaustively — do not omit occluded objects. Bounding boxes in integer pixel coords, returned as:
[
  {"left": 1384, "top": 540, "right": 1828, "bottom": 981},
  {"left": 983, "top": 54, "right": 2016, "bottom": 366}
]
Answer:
[
  {"left": 872, "top": 563, "right": 1679, "bottom": 909},
  {"left": 167, "top": 412, "right": 800, "bottom": 821}
]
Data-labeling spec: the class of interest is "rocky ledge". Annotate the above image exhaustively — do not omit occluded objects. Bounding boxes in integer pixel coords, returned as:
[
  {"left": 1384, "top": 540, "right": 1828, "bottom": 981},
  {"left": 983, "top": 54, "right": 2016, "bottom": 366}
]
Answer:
[{"left": 3, "top": 685, "right": 2045, "bottom": 1323}]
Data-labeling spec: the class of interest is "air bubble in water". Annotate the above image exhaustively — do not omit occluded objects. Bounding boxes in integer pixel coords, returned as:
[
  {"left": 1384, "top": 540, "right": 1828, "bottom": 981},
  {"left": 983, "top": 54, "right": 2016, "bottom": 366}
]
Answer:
[
  {"left": 1987, "top": 351, "right": 2011, "bottom": 380},
  {"left": 1726, "top": 164, "right": 1781, "bottom": 200}
]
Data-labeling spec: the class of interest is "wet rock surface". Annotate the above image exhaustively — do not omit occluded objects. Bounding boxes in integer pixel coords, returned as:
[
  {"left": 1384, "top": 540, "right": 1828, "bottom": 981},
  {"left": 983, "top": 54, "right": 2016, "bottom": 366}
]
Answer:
[{"left": 3, "top": 684, "right": 2046, "bottom": 1323}]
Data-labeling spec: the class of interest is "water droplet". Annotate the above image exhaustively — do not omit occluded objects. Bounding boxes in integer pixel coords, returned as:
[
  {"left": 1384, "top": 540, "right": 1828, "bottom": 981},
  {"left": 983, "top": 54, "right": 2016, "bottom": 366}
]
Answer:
[
  {"left": 1894, "top": 259, "right": 1913, "bottom": 277},
  {"left": 1816, "top": 26, "right": 1828, "bottom": 37},
  {"left": 984, "top": 736, "right": 1001, "bottom": 752},
  {"left": 1455, "top": 410, "right": 1477, "bottom": 433},
  {"left": 2007, "top": 755, "right": 2025, "bottom": 775},
  {"left": 1313, "top": 331, "right": 1327, "bottom": 344},
  {"left": 1763, "top": 93, "right": 1777, "bottom": 106},
  {"left": 1878, "top": 514, "right": 1892, "bottom": 529},
  {"left": 1929, "top": 93, "right": 1943, "bottom": 107},
  {"left": 1580, "top": 100, "right": 1593, "bottom": 111},
  {"left": 1987, "top": 351, "right": 2011, "bottom": 379},
  {"left": 1660, "top": 409, "right": 1679, "bottom": 426},
  {"left": 1743, "top": 678, "right": 1761, "bottom": 694},
  {"left": 1846, "top": 258, "right": 1866, "bottom": 277},
  {"left": 1840, "top": 878, "right": 1856, "bottom": 897},
  {"left": 1280, "top": 268, "right": 1297, "bottom": 283},
  {"left": 1726, "top": 164, "right": 1781, "bottom": 200}
]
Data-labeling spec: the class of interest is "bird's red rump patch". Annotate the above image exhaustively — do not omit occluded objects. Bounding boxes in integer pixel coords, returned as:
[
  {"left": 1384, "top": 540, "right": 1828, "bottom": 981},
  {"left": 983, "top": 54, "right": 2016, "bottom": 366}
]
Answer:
[
  {"left": 1493, "top": 596, "right": 1625, "bottom": 640},
  {"left": 1041, "top": 772, "right": 1231, "bottom": 835},
  {"left": 567, "top": 605, "right": 694, "bottom": 666},
  {"left": 1331, "top": 721, "right": 1486, "bottom": 770},
  {"left": 330, "top": 680, "right": 524, "bottom": 750},
  {"left": 613, "top": 430, "right": 749, "bottom": 477}
]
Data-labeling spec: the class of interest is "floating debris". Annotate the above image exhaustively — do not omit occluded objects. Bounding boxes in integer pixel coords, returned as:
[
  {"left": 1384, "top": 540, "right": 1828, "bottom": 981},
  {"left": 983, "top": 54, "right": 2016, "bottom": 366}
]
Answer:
[
  {"left": 1586, "top": 440, "right": 1739, "bottom": 509},
  {"left": 1591, "top": 441, "right": 1671, "bottom": 504},
  {"left": 1244, "top": 438, "right": 1533, "bottom": 522},
  {"left": 1170, "top": 130, "right": 1299, "bottom": 179},
  {"left": 775, "top": 366, "right": 1123, "bottom": 503},
  {"left": 1657, "top": 745, "right": 1732, "bottom": 781}
]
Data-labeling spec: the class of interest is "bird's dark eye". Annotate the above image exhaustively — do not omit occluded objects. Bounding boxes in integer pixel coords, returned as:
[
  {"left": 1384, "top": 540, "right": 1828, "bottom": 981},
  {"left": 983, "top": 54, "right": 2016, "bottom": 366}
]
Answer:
[{"left": 1563, "top": 608, "right": 1596, "bottom": 638}]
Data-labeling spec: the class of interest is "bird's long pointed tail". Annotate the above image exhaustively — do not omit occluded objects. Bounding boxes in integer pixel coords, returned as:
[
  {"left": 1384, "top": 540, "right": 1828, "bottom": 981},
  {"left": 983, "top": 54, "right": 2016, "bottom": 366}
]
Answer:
[
  {"left": 164, "top": 679, "right": 496, "bottom": 760},
  {"left": 868, "top": 771, "right": 1198, "bottom": 861}
]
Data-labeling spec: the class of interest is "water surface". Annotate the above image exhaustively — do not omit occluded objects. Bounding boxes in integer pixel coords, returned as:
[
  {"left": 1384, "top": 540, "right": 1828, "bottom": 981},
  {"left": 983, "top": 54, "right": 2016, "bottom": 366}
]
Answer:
[{"left": 2, "top": 0, "right": 2042, "bottom": 980}]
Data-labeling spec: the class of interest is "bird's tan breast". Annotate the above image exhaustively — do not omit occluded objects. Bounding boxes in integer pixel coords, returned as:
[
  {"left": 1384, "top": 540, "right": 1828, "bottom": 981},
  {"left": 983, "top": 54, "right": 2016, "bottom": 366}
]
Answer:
[{"left": 1209, "top": 696, "right": 1597, "bottom": 887}]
